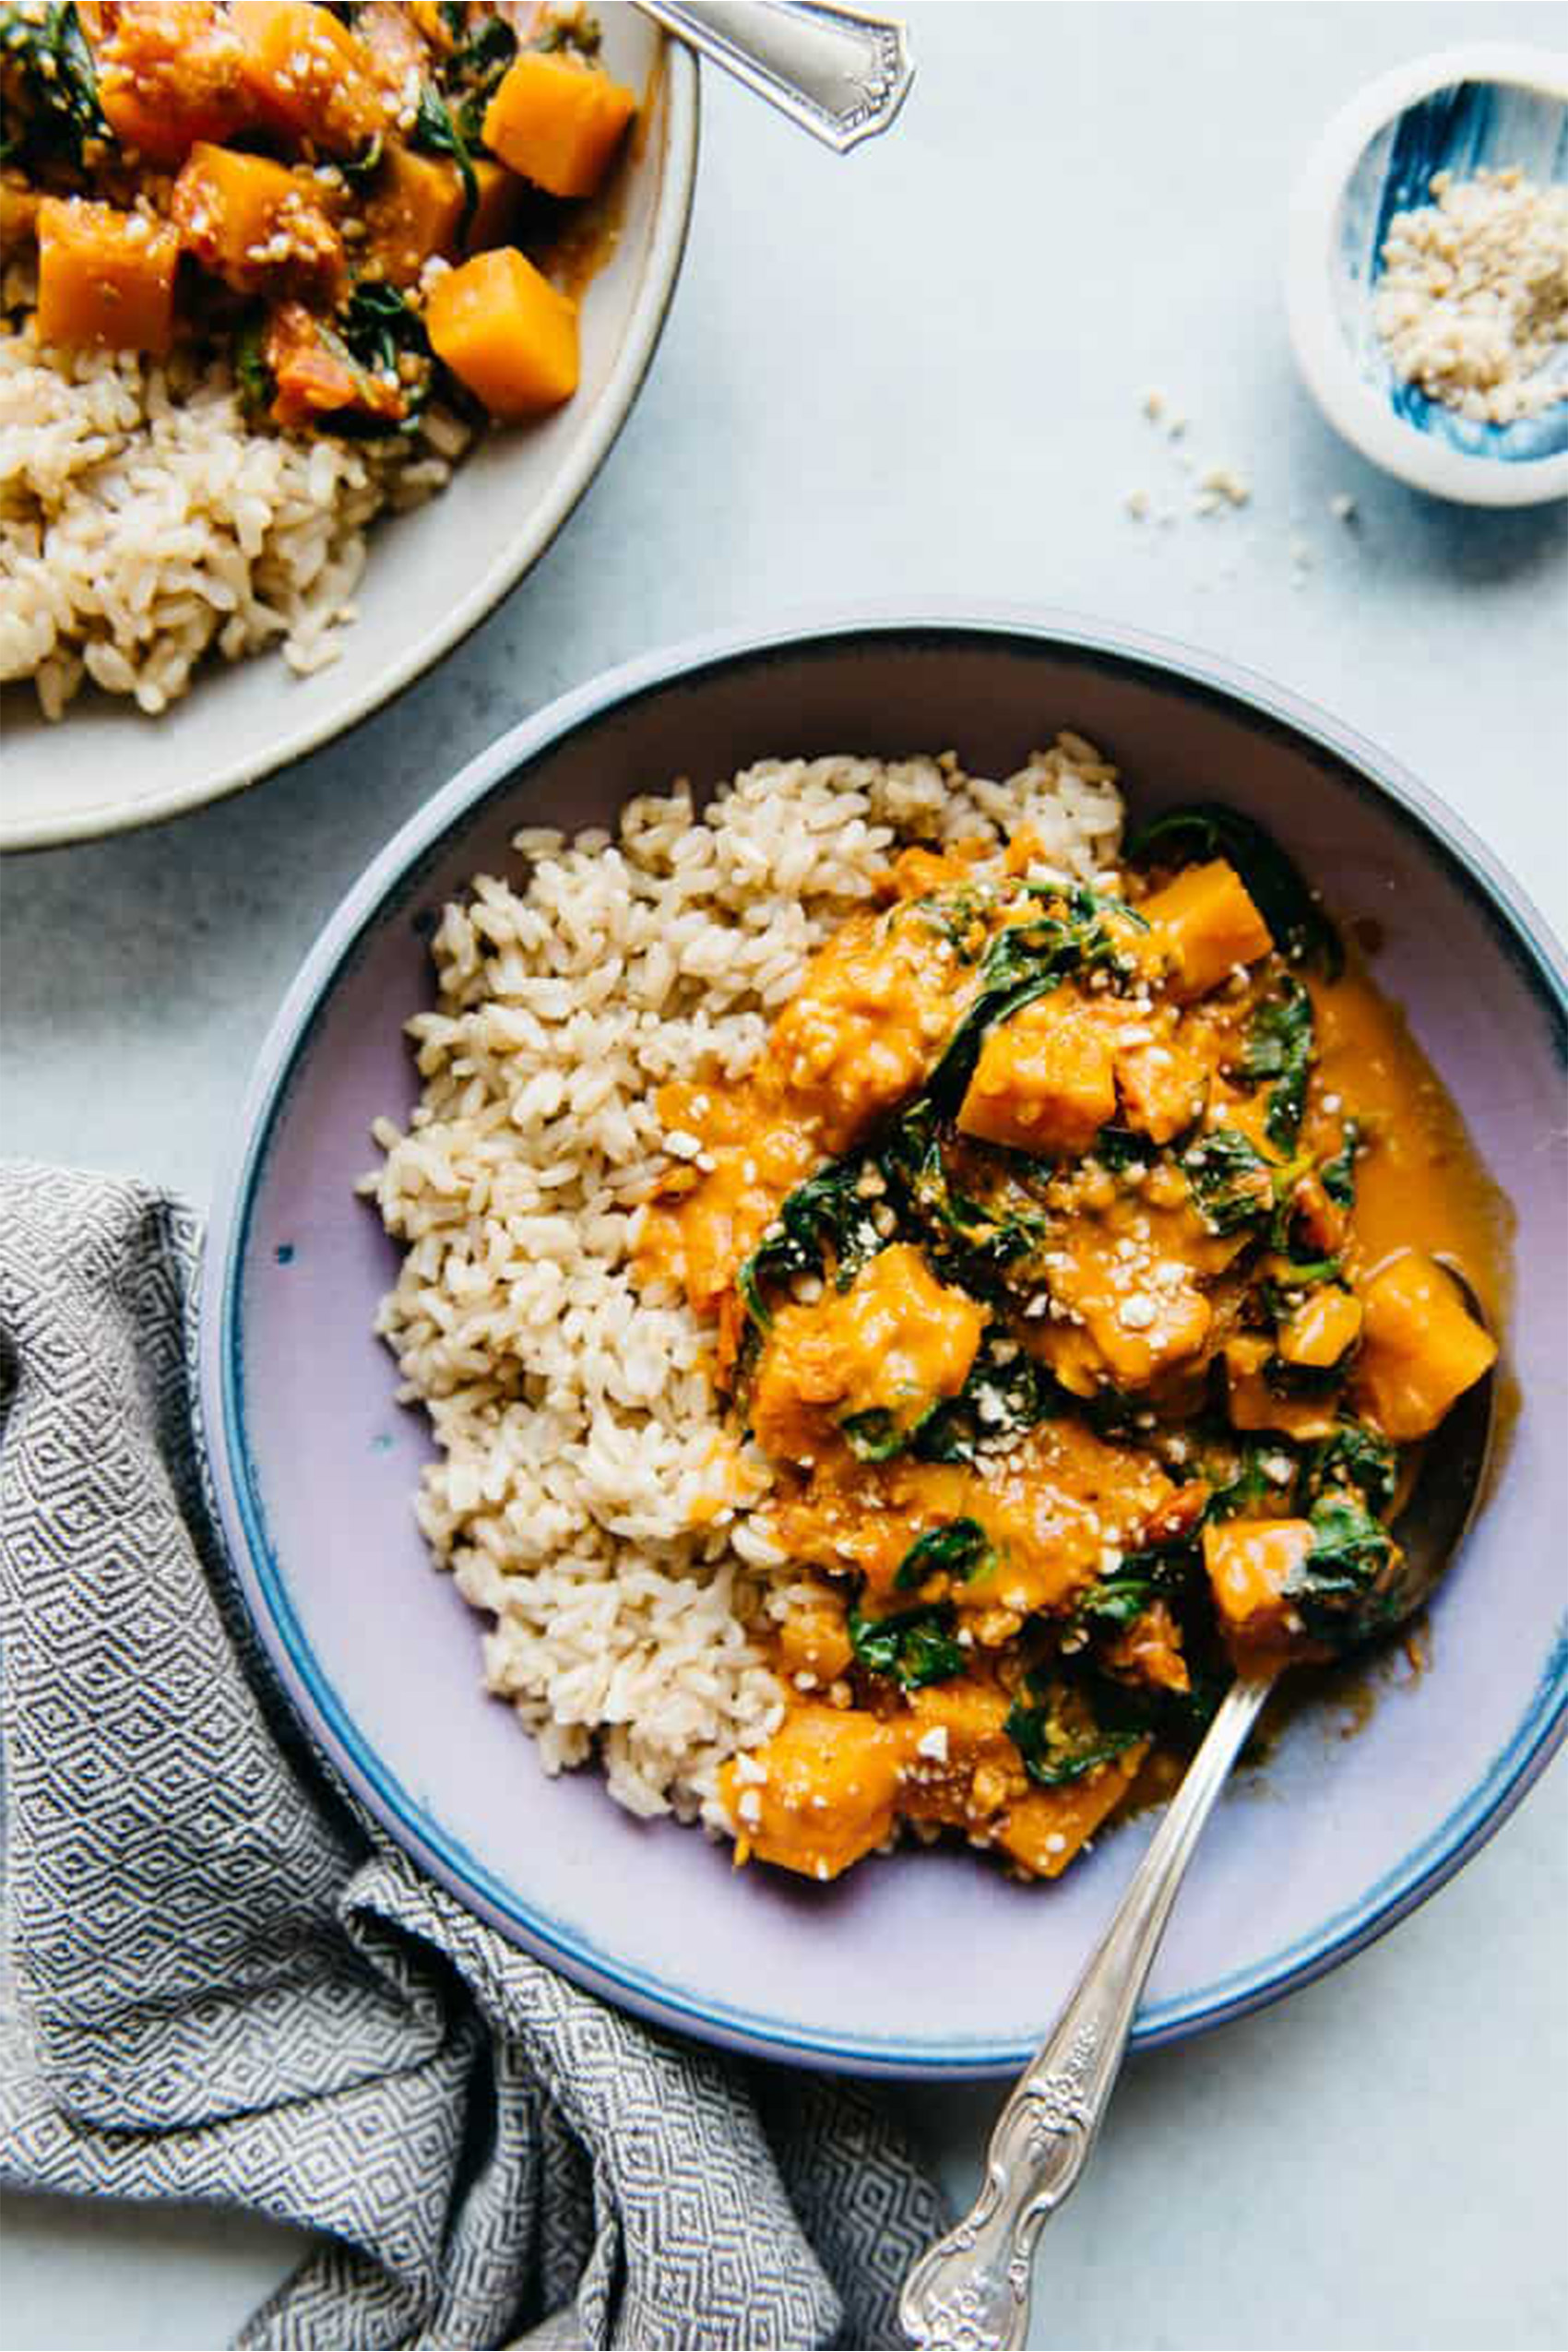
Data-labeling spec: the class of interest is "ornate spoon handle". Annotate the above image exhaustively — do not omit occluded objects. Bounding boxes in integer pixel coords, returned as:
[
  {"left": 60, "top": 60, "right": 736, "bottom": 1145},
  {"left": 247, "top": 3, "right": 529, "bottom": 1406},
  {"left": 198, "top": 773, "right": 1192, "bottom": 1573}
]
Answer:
[
  {"left": 633, "top": 0, "right": 914, "bottom": 152},
  {"left": 899, "top": 1674, "right": 1273, "bottom": 2351}
]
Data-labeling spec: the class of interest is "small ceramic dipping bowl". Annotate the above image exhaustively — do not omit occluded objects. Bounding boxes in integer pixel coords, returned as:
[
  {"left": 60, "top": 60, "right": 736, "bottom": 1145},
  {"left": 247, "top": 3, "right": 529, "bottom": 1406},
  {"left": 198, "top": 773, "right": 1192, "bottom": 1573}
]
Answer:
[{"left": 1287, "top": 44, "right": 1568, "bottom": 505}]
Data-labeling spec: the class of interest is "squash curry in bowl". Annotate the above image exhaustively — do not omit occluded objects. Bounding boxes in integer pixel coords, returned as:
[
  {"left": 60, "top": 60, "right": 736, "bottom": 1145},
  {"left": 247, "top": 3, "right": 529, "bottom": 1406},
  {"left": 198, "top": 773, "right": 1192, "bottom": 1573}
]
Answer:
[{"left": 638, "top": 809, "right": 1501, "bottom": 1885}]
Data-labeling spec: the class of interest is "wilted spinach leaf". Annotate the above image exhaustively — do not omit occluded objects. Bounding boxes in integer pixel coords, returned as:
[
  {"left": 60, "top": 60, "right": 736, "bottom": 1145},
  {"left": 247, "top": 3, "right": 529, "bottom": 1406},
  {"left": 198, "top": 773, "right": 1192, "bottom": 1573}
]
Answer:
[
  {"left": 1319, "top": 1119, "right": 1362, "bottom": 1207},
  {"left": 1075, "top": 1541, "right": 1199, "bottom": 1628},
  {"left": 232, "top": 311, "right": 273, "bottom": 413},
  {"left": 411, "top": 81, "right": 479, "bottom": 232},
  {"left": 894, "top": 1516, "right": 992, "bottom": 1591},
  {"left": 1074, "top": 1572, "right": 1158, "bottom": 1630},
  {"left": 0, "top": 1, "right": 108, "bottom": 168},
  {"left": 1301, "top": 1421, "right": 1398, "bottom": 1515},
  {"left": 924, "top": 887, "right": 1136, "bottom": 1113},
  {"left": 911, "top": 885, "right": 993, "bottom": 963},
  {"left": 1206, "top": 1439, "right": 1297, "bottom": 1523},
  {"left": 848, "top": 1601, "right": 963, "bottom": 1688},
  {"left": 913, "top": 1338, "right": 1051, "bottom": 1466},
  {"left": 1284, "top": 1492, "right": 1397, "bottom": 1647},
  {"left": 878, "top": 1100, "right": 1043, "bottom": 1298},
  {"left": 1004, "top": 1676, "right": 1145, "bottom": 1786},
  {"left": 1095, "top": 1124, "right": 1156, "bottom": 1173},
  {"left": 340, "top": 130, "right": 385, "bottom": 184},
  {"left": 839, "top": 1408, "right": 911, "bottom": 1464},
  {"left": 1243, "top": 978, "right": 1313, "bottom": 1151},
  {"left": 448, "top": 8, "right": 517, "bottom": 139},
  {"left": 1183, "top": 1128, "right": 1276, "bottom": 1236},
  {"left": 452, "top": 9, "right": 517, "bottom": 78},
  {"left": 1025, "top": 879, "right": 1148, "bottom": 932},
  {"left": 1260, "top": 1256, "right": 1341, "bottom": 1323},
  {"left": 342, "top": 280, "right": 430, "bottom": 374},
  {"left": 291, "top": 282, "right": 434, "bottom": 435},
  {"left": 737, "top": 1155, "right": 887, "bottom": 1331}
]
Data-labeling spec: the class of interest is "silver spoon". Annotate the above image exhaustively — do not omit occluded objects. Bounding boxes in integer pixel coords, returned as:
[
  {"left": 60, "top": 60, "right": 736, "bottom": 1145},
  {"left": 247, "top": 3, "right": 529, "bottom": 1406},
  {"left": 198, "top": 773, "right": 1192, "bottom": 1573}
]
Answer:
[
  {"left": 633, "top": 0, "right": 914, "bottom": 152},
  {"left": 899, "top": 1269, "right": 1497, "bottom": 2352}
]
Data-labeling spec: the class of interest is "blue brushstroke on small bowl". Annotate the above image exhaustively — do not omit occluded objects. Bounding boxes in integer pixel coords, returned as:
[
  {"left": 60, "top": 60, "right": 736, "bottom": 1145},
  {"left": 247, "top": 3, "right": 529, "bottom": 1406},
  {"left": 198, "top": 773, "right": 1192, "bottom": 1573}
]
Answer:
[{"left": 1335, "top": 76, "right": 1568, "bottom": 464}]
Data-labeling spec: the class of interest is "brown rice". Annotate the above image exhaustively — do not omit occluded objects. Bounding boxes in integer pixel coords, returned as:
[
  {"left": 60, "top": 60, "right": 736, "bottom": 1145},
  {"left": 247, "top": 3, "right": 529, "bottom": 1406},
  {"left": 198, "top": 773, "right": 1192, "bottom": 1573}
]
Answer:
[
  {"left": 363, "top": 741, "right": 1127, "bottom": 1824},
  {"left": 1, "top": 263, "right": 468, "bottom": 719}
]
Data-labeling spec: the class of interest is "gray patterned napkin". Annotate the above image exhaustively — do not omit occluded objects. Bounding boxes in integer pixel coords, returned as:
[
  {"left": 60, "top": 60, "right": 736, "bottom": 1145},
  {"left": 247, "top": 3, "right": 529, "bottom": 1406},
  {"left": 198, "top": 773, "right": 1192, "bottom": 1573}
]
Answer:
[{"left": 0, "top": 1164, "right": 944, "bottom": 2348}]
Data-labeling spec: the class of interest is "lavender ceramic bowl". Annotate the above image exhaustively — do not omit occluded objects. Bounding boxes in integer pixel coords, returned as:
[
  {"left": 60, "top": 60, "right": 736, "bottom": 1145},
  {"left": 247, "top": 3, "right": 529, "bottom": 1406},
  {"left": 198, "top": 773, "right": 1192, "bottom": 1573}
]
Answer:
[{"left": 200, "top": 611, "right": 1568, "bottom": 2079}]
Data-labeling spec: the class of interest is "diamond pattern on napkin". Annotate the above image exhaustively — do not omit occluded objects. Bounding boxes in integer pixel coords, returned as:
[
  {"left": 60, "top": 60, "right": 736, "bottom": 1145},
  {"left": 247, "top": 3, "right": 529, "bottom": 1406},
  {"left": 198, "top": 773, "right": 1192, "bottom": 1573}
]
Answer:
[{"left": 0, "top": 1162, "right": 945, "bottom": 2347}]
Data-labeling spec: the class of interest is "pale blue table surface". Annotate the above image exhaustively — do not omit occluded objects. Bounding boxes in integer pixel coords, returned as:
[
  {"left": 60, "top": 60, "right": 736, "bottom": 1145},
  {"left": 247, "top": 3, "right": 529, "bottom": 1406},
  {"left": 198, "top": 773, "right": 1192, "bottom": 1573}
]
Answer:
[{"left": 3, "top": 6, "right": 1565, "bottom": 2346}]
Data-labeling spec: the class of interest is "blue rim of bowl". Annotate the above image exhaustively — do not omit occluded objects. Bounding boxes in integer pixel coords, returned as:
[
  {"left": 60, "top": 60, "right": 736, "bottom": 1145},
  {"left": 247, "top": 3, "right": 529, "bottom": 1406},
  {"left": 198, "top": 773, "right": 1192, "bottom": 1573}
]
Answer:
[{"left": 200, "top": 602, "right": 1568, "bottom": 2078}]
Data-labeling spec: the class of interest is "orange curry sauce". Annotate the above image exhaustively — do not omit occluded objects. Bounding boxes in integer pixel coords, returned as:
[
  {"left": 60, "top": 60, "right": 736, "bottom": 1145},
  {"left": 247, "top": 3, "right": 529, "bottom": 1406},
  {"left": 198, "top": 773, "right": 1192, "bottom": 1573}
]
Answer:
[{"left": 633, "top": 825, "right": 1504, "bottom": 1886}]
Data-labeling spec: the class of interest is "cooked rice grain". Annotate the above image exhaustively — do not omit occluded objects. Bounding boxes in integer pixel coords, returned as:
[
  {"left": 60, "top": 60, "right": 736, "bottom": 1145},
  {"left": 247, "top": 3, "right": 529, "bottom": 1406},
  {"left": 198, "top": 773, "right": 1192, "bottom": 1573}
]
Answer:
[
  {"left": 366, "top": 742, "right": 1125, "bottom": 1823},
  {"left": 0, "top": 290, "right": 467, "bottom": 718}
]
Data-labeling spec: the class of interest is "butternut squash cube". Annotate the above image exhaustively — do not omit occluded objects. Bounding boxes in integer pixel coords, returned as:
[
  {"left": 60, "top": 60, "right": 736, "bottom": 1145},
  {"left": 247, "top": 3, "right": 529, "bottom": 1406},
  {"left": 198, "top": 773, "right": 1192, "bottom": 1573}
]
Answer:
[
  {"left": 1080, "top": 1280, "right": 1213, "bottom": 1393},
  {"left": 463, "top": 157, "right": 522, "bottom": 255},
  {"left": 482, "top": 50, "right": 636, "bottom": 199},
  {"left": 424, "top": 245, "right": 578, "bottom": 419},
  {"left": 1277, "top": 1284, "right": 1362, "bottom": 1369},
  {"left": 89, "top": 0, "right": 252, "bottom": 163},
  {"left": 721, "top": 1706, "right": 902, "bottom": 1881},
  {"left": 35, "top": 197, "right": 178, "bottom": 355},
  {"left": 958, "top": 994, "right": 1118, "bottom": 1158},
  {"left": 172, "top": 142, "right": 344, "bottom": 301},
  {"left": 363, "top": 141, "right": 464, "bottom": 287},
  {"left": 230, "top": 0, "right": 386, "bottom": 153},
  {"left": 901, "top": 1679, "right": 1016, "bottom": 1779},
  {"left": 749, "top": 1242, "right": 985, "bottom": 1466},
  {"left": 1203, "top": 1517, "right": 1315, "bottom": 1654},
  {"left": 1351, "top": 1251, "right": 1496, "bottom": 1442},
  {"left": 994, "top": 1747, "right": 1148, "bottom": 1878},
  {"left": 766, "top": 906, "right": 959, "bottom": 1154},
  {"left": 1, "top": 173, "right": 42, "bottom": 259},
  {"left": 775, "top": 1598, "right": 853, "bottom": 1691},
  {"left": 1142, "top": 860, "right": 1275, "bottom": 1001},
  {"left": 1113, "top": 1034, "right": 1209, "bottom": 1143},
  {"left": 1225, "top": 1335, "right": 1339, "bottom": 1440}
]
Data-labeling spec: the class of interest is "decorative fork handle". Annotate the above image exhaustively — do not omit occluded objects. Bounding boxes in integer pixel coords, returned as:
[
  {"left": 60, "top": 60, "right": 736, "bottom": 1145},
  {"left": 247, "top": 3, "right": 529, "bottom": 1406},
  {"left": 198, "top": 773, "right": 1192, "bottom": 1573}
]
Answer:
[
  {"left": 633, "top": 0, "right": 914, "bottom": 152},
  {"left": 899, "top": 1675, "right": 1273, "bottom": 2351}
]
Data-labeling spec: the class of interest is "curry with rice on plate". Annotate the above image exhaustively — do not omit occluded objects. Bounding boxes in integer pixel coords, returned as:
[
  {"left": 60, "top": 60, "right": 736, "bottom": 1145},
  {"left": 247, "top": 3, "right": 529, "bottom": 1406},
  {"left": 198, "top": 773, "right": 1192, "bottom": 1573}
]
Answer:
[
  {"left": 639, "top": 808, "right": 1502, "bottom": 1883},
  {"left": 1, "top": 0, "right": 637, "bottom": 712}
]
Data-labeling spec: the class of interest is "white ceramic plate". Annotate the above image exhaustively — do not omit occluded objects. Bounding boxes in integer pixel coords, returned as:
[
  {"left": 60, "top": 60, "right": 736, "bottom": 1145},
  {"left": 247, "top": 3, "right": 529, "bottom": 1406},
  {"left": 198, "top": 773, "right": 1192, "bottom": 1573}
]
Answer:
[{"left": 0, "top": 18, "right": 697, "bottom": 852}]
